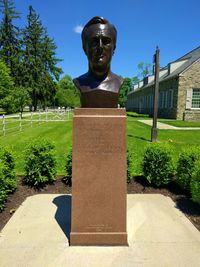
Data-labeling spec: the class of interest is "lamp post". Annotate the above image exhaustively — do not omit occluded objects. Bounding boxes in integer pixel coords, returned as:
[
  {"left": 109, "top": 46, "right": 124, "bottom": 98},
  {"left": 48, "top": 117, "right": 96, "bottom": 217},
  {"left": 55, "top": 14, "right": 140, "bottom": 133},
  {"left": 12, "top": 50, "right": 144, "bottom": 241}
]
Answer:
[{"left": 151, "top": 46, "right": 160, "bottom": 142}]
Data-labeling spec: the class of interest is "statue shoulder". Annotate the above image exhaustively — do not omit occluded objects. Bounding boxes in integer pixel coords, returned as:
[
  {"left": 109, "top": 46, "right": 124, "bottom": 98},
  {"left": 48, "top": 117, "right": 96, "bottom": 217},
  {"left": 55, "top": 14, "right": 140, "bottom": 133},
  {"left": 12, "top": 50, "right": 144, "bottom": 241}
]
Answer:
[
  {"left": 73, "top": 73, "right": 91, "bottom": 91},
  {"left": 109, "top": 72, "right": 124, "bottom": 88}
]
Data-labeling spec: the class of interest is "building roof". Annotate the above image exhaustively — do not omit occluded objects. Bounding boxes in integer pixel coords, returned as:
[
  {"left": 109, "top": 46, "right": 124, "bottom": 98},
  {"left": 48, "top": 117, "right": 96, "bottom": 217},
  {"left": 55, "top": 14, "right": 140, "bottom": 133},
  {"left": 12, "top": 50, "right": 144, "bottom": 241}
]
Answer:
[{"left": 128, "top": 46, "right": 200, "bottom": 95}]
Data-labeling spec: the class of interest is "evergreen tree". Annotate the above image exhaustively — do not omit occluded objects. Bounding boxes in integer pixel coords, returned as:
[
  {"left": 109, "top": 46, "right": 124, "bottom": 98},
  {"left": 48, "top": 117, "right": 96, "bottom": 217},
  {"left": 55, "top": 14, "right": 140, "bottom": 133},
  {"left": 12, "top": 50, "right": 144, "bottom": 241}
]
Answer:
[
  {"left": 0, "top": 0, "right": 21, "bottom": 84},
  {"left": 21, "top": 5, "right": 44, "bottom": 111},
  {"left": 39, "top": 30, "right": 62, "bottom": 109},
  {"left": 22, "top": 6, "right": 62, "bottom": 111}
]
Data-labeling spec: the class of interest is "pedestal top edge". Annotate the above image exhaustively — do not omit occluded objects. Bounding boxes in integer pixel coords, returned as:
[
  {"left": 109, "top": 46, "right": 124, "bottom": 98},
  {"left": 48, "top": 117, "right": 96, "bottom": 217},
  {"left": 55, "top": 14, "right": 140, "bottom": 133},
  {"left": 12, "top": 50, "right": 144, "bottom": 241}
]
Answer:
[{"left": 74, "top": 108, "right": 126, "bottom": 116}]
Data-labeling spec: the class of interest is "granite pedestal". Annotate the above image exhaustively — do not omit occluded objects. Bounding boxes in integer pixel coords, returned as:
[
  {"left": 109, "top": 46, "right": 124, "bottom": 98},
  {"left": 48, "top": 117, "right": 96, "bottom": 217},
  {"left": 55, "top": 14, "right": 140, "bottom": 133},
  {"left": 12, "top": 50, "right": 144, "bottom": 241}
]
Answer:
[{"left": 70, "top": 108, "right": 128, "bottom": 246}]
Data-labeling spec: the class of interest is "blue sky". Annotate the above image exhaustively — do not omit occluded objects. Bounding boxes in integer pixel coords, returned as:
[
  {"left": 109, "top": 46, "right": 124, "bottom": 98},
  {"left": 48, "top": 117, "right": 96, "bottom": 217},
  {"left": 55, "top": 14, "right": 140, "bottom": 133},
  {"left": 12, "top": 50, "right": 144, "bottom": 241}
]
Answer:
[{"left": 4, "top": 0, "right": 200, "bottom": 79}]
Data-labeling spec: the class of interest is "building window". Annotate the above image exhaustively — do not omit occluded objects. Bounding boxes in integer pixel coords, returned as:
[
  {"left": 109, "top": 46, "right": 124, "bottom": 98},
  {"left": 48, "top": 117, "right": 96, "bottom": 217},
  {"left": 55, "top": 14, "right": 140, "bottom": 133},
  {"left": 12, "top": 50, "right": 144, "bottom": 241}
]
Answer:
[
  {"left": 192, "top": 89, "right": 200, "bottom": 108},
  {"left": 164, "top": 91, "right": 168, "bottom": 108},
  {"left": 167, "top": 90, "right": 173, "bottom": 108},
  {"left": 159, "top": 91, "right": 165, "bottom": 108}
]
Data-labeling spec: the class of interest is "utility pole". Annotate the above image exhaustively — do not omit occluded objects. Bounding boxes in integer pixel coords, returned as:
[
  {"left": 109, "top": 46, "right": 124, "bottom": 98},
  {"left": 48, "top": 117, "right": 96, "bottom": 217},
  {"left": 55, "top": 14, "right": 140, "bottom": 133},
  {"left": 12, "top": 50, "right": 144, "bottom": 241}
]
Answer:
[{"left": 151, "top": 46, "right": 160, "bottom": 142}]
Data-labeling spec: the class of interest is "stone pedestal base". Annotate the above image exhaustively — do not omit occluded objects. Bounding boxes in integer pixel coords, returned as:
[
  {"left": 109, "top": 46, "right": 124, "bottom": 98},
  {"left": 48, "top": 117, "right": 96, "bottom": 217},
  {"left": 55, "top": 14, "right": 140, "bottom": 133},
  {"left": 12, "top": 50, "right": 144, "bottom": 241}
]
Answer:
[{"left": 70, "top": 108, "right": 128, "bottom": 246}]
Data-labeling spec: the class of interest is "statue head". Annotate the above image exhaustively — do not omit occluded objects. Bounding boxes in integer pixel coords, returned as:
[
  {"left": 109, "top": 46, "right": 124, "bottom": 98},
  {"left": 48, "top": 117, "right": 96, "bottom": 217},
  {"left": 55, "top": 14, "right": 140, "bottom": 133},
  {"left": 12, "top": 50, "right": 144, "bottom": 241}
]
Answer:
[{"left": 81, "top": 16, "right": 117, "bottom": 79}]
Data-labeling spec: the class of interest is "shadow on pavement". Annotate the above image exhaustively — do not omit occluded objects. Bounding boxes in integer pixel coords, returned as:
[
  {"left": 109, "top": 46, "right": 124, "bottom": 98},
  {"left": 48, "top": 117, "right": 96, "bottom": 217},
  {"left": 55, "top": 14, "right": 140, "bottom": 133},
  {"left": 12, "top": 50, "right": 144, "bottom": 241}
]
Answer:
[{"left": 53, "top": 195, "right": 71, "bottom": 240}]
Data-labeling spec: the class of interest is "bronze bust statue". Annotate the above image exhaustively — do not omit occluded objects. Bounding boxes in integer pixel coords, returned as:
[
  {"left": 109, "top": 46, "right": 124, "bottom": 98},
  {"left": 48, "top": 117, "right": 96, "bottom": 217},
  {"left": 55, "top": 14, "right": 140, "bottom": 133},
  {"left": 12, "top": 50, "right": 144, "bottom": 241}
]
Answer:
[{"left": 73, "top": 16, "right": 123, "bottom": 108}]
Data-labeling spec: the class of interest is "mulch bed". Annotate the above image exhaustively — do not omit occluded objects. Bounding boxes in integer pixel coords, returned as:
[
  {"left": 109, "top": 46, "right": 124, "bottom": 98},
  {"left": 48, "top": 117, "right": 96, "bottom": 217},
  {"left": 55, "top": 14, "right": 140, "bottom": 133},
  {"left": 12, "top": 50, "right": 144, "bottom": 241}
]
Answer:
[{"left": 0, "top": 176, "right": 200, "bottom": 232}]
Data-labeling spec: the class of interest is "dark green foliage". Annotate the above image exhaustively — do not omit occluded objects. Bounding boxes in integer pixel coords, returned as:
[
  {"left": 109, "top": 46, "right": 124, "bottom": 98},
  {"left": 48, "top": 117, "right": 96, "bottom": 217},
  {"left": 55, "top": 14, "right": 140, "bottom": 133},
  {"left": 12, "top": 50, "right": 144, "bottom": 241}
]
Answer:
[
  {"left": 21, "top": 5, "right": 46, "bottom": 111},
  {"left": 0, "top": 0, "right": 21, "bottom": 84},
  {"left": 176, "top": 147, "right": 200, "bottom": 192},
  {"left": 191, "top": 160, "right": 200, "bottom": 205},
  {"left": 0, "top": 147, "right": 16, "bottom": 211},
  {"left": 127, "top": 149, "right": 134, "bottom": 183},
  {"left": 21, "top": 6, "right": 62, "bottom": 111},
  {"left": 0, "top": 3, "right": 62, "bottom": 112},
  {"left": 24, "top": 139, "right": 57, "bottom": 187},
  {"left": 142, "top": 143, "right": 174, "bottom": 187},
  {"left": 0, "top": 147, "right": 16, "bottom": 192},
  {"left": 62, "top": 148, "right": 72, "bottom": 185}
]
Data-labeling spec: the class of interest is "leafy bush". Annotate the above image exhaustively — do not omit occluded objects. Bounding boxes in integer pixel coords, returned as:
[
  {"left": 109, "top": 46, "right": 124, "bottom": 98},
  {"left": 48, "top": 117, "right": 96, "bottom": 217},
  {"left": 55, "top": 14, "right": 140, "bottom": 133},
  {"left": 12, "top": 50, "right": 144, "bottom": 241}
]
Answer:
[
  {"left": 142, "top": 143, "right": 174, "bottom": 187},
  {"left": 24, "top": 139, "right": 56, "bottom": 187},
  {"left": 191, "top": 160, "right": 200, "bottom": 205},
  {"left": 63, "top": 149, "right": 133, "bottom": 185},
  {"left": 127, "top": 149, "right": 134, "bottom": 183},
  {"left": 176, "top": 147, "right": 200, "bottom": 192},
  {"left": 0, "top": 147, "right": 16, "bottom": 211},
  {"left": 62, "top": 148, "right": 72, "bottom": 186}
]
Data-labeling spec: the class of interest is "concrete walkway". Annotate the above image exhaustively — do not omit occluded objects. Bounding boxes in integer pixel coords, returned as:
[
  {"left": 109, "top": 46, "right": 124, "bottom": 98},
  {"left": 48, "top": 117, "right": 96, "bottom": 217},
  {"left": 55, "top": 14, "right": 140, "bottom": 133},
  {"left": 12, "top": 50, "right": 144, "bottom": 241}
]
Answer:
[
  {"left": 139, "top": 119, "right": 200, "bottom": 130},
  {"left": 0, "top": 194, "right": 200, "bottom": 267}
]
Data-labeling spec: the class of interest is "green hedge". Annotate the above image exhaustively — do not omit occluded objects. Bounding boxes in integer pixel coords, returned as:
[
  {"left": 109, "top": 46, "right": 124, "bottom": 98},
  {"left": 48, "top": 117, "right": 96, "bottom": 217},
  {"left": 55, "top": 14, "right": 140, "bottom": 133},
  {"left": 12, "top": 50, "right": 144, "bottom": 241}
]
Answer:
[
  {"left": 191, "top": 160, "right": 200, "bottom": 205},
  {"left": 176, "top": 147, "right": 200, "bottom": 192},
  {"left": 0, "top": 147, "right": 16, "bottom": 211},
  {"left": 62, "top": 148, "right": 72, "bottom": 186},
  {"left": 142, "top": 143, "right": 174, "bottom": 187},
  {"left": 23, "top": 139, "right": 57, "bottom": 187}
]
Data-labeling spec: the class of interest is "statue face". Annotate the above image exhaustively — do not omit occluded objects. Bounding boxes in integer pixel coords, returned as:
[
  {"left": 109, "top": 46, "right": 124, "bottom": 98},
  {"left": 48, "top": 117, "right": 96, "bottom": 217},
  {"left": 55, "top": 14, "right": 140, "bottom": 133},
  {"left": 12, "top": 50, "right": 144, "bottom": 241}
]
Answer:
[{"left": 84, "top": 24, "right": 115, "bottom": 78}]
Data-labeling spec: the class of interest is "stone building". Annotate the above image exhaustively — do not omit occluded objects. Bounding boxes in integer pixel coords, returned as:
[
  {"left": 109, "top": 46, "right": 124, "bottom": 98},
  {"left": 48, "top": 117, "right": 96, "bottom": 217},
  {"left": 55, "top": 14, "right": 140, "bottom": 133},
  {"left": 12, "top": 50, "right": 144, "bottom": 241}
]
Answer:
[{"left": 126, "top": 46, "right": 200, "bottom": 120}]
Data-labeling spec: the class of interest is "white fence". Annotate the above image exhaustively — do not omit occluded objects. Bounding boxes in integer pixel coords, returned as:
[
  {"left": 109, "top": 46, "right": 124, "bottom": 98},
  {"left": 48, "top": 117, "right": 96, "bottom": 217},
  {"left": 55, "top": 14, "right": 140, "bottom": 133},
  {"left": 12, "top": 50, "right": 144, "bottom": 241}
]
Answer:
[{"left": 0, "top": 108, "right": 72, "bottom": 136}]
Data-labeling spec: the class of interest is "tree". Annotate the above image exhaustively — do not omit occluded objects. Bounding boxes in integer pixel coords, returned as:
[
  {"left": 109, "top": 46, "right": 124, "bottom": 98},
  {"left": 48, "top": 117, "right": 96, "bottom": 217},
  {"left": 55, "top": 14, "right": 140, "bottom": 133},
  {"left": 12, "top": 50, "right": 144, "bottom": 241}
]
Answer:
[
  {"left": 12, "top": 87, "right": 31, "bottom": 113},
  {"left": 0, "top": 0, "right": 21, "bottom": 84},
  {"left": 131, "top": 76, "right": 139, "bottom": 86},
  {"left": 21, "top": 6, "right": 62, "bottom": 110},
  {"left": 118, "top": 78, "right": 133, "bottom": 107},
  {"left": 55, "top": 75, "right": 80, "bottom": 108},
  {"left": 38, "top": 30, "right": 63, "bottom": 109},
  {"left": 21, "top": 5, "right": 44, "bottom": 111},
  {"left": 0, "top": 59, "right": 14, "bottom": 112},
  {"left": 137, "top": 62, "right": 152, "bottom": 79}
]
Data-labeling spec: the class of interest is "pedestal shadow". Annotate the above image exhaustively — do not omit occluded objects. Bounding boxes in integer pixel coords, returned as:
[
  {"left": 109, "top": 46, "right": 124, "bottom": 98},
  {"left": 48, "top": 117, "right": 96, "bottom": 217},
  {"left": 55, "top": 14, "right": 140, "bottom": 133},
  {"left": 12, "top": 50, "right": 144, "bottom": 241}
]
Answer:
[{"left": 53, "top": 195, "right": 71, "bottom": 240}]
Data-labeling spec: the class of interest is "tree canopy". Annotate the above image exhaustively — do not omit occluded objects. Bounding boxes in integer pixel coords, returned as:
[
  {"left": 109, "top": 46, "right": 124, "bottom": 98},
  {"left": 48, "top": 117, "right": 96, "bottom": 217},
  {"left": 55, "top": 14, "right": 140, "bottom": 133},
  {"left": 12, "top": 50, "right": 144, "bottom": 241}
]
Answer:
[
  {"left": 0, "top": 1, "right": 63, "bottom": 112},
  {"left": 55, "top": 75, "right": 80, "bottom": 108}
]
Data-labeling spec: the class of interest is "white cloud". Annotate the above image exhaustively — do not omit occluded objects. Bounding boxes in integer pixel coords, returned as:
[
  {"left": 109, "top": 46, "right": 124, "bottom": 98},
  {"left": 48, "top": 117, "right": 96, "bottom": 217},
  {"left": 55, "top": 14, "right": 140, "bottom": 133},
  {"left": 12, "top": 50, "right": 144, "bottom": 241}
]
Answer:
[{"left": 73, "top": 25, "right": 83, "bottom": 34}]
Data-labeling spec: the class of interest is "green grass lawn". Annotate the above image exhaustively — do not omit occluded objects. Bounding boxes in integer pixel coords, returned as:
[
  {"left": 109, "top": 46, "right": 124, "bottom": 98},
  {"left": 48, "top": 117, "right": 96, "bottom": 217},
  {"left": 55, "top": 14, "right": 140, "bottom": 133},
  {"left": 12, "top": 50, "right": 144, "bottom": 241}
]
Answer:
[
  {"left": 127, "top": 117, "right": 200, "bottom": 175},
  {"left": 158, "top": 119, "right": 200, "bottom": 127},
  {"left": 0, "top": 121, "right": 72, "bottom": 175},
  {"left": 0, "top": 115, "right": 200, "bottom": 176}
]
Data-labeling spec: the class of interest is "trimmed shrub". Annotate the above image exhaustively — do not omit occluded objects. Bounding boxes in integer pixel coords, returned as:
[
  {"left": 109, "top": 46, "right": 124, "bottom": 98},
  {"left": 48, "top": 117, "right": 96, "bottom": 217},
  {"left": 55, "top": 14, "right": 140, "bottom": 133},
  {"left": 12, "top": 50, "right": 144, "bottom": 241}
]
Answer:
[
  {"left": 176, "top": 147, "right": 200, "bottom": 192},
  {"left": 0, "top": 147, "right": 16, "bottom": 211},
  {"left": 0, "top": 148, "right": 16, "bottom": 192},
  {"left": 127, "top": 149, "right": 134, "bottom": 183},
  {"left": 62, "top": 148, "right": 72, "bottom": 186},
  {"left": 24, "top": 139, "right": 56, "bottom": 187},
  {"left": 142, "top": 143, "right": 174, "bottom": 187},
  {"left": 191, "top": 160, "right": 200, "bottom": 205}
]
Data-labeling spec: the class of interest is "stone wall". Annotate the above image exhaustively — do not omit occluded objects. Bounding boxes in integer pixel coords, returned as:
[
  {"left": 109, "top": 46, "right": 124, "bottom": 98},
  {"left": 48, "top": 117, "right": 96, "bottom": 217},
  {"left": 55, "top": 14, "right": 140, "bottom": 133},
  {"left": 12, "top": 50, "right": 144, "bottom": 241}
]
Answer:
[
  {"left": 126, "top": 59, "right": 200, "bottom": 120},
  {"left": 178, "top": 60, "right": 200, "bottom": 120},
  {"left": 126, "top": 77, "right": 179, "bottom": 119},
  {"left": 183, "top": 110, "right": 200, "bottom": 121}
]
